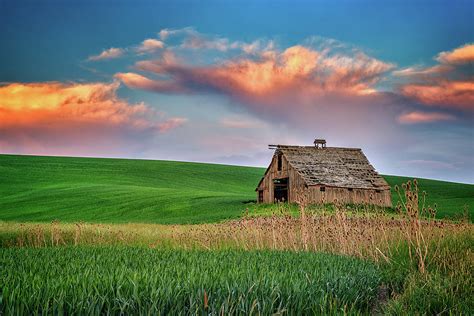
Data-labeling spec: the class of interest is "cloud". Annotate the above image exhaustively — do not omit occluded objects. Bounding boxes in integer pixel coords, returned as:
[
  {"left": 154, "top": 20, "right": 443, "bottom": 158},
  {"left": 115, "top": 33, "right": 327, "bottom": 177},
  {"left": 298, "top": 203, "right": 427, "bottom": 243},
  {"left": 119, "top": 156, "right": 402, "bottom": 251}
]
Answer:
[
  {"left": 392, "top": 65, "right": 451, "bottom": 77},
  {"left": 396, "top": 43, "right": 474, "bottom": 110},
  {"left": 156, "top": 117, "right": 188, "bottom": 132},
  {"left": 0, "top": 81, "right": 186, "bottom": 156},
  {"left": 394, "top": 44, "right": 474, "bottom": 78},
  {"left": 117, "top": 44, "right": 394, "bottom": 105},
  {"left": 115, "top": 37, "right": 403, "bottom": 156},
  {"left": 136, "top": 39, "right": 164, "bottom": 54},
  {"left": 158, "top": 27, "right": 276, "bottom": 55},
  {"left": 158, "top": 27, "right": 195, "bottom": 40},
  {"left": 397, "top": 111, "right": 456, "bottom": 124},
  {"left": 88, "top": 47, "right": 124, "bottom": 61},
  {"left": 436, "top": 43, "right": 474, "bottom": 64},
  {"left": 400, "top": 81, "right": 474, "bottom": 110},
  {"left": 182, "top": 35, "right": 238, "bottom": 51},
  {"left": 181, "top": 33, "right": 274, "bottom": 54},
  {"left": 114, "top": 72, "right": 188, "bottom": 93},
  {"left": 219, "top": 116, "right": 267, "bottom": 129}
]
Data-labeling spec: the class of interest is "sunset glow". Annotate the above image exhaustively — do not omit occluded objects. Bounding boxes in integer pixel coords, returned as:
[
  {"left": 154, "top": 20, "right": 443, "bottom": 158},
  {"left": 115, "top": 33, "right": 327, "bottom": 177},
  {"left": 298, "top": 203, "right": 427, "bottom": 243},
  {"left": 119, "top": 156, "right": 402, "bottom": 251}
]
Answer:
[{"left": 1, "top": 0, "right": 472, "bottom": 183}]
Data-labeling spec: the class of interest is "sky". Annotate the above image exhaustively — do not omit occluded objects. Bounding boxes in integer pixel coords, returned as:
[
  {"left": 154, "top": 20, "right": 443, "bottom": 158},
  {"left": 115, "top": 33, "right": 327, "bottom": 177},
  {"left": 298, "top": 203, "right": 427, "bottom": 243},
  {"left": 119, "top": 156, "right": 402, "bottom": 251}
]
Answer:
[{"left": 0, "top": 0, "right": 473, "bottom": 183}]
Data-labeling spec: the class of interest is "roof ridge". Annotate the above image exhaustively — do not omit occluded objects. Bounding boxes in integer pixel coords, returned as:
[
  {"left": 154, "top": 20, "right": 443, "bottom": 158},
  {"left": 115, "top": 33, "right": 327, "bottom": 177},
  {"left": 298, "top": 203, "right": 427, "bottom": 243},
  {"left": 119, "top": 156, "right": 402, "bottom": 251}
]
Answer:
[{"left": 275, "top": 145, "right": 362, "bottom": 150}]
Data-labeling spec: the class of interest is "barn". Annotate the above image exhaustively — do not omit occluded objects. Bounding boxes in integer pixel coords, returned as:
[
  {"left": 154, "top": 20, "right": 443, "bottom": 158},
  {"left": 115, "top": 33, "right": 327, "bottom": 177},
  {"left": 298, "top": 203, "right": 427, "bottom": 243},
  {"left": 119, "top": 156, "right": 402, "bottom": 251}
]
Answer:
[{"left": 255, "top": 139, "right": 392, "bottom": 207}]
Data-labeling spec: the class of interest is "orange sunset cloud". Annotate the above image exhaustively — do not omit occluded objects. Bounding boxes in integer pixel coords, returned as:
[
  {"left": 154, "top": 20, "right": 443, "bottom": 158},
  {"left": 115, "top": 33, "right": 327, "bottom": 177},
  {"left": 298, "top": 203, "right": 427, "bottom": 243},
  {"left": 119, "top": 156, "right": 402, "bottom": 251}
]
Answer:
[
  {"left": 0, "top": 81, "right": 186, "bottom": 155},
  {"left": 436, "top": 43, "right": 474, "bottom": 65}
]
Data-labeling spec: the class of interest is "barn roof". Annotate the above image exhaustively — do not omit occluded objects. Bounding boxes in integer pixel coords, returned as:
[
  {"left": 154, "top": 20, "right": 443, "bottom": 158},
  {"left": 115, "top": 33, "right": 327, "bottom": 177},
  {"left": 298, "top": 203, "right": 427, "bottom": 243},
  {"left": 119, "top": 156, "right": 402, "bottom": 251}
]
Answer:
[{"left": 260, "top": 145, "right": 389, "bottom": 190}]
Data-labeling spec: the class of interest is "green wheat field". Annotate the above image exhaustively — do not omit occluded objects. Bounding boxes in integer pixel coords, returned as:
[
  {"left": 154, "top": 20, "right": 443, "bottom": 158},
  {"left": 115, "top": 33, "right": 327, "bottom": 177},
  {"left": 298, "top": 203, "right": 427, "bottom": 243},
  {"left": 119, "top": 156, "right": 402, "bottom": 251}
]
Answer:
[
  {"left": 1, "top": 154, "right": 473, "bottom": 315},
  {"left": 0, "top": 154, "right": 472, "bottom": 223}
]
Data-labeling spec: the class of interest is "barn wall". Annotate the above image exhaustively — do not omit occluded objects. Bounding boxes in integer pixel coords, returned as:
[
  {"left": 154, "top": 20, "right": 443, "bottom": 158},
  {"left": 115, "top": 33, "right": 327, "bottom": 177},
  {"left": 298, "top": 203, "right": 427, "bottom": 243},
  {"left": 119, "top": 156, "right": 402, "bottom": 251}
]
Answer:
[
  {"left": 257, "top": 153, "right": 392, "bottom": 207},
  {"left": 306, "top": 186, "right": 392, "bottom": 207}
]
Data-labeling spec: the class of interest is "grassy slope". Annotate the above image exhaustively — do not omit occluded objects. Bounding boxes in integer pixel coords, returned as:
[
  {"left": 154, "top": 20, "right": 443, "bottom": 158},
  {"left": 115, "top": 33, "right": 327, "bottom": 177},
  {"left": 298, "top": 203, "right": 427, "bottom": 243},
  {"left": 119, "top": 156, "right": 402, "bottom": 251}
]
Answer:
[
  {"left": 0, "top": 155, "right": 261, "bottom": 224},
  {"left": 0, "top": 154, "right": 472, "bottom": 223}
]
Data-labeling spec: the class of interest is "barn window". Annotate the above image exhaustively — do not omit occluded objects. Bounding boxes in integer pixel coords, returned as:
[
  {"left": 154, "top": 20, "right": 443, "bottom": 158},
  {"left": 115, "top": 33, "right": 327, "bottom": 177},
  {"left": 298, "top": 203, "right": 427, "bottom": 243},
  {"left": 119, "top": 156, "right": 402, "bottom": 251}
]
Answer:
[
  {"left": 320, "top": 186, "right": 326, "bottom": 192},
  {"left": 375, "top": 189, "right": 381, "bottom": 193},
  {"left": 277, "top": 154, "right": 282, "bottom": 171},
  {"left": 348, "top": 188, "right": 353, "bottom": 192}
]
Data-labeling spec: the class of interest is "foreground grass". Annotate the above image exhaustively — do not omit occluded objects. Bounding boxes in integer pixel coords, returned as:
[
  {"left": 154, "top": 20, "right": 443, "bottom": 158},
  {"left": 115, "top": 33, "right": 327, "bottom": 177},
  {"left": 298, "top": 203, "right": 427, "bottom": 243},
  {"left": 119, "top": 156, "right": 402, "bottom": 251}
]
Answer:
[
  {"left": 1, "top": 217, "right": 472, "bottom": 315},
  {"left": 0, "top": 247, "right": 381, "bottom": 315},
  {"left": 0, "top": 154, "right": 472, "bottom": 223}
]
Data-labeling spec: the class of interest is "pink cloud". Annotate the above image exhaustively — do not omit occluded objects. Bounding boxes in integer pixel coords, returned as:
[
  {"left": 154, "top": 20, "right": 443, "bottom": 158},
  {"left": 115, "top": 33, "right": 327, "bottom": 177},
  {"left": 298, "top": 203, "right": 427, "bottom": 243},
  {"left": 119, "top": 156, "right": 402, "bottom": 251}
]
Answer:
[
  {"left": 117, "top": 45, "right": 394, "bottom": 104},
  {"left": 401, "top": 81, "right": 474, "bottom": 110},
  {"left": 156, "top": 117, "right": 188, "bottom": 132},
  {"left": 219, "top": 116, "right": 266, "bottom": 129},
  {"left": 0, "top": 81, "right": 186, "bottom": 156},
  {"left": 397, "top": 111, "right": 456, "bottom": 124},
  {"left": 88, "top": 47, "right": 124, "bottom": 61},
  {"left": 114, "top": 72, "right": 188, "bottom": 93},
  {"left": 398, "top": 43, "right": 474, "bottom": 110}
]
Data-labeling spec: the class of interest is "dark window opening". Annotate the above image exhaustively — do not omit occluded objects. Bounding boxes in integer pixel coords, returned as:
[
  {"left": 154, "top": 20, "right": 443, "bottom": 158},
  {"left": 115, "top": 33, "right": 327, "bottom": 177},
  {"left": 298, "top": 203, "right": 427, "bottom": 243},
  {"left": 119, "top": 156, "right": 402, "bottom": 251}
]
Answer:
[
  {"left": 277, "top": 154, "right": 282, "bottom": 171},
  {"left": 375, "top": 189, "right": 381, "bottom": 193},
  {"left": 348, "top": 188, "right": 353, "bottom": 192},
  {"left": 320, "top": 186, "right": 326, "bottom": 192},
  {"left": 258, "top": 190, "right": 264, "bottom": 203},
  {"left": 273, "top": 178, "right": 288, "bottom": 202}
]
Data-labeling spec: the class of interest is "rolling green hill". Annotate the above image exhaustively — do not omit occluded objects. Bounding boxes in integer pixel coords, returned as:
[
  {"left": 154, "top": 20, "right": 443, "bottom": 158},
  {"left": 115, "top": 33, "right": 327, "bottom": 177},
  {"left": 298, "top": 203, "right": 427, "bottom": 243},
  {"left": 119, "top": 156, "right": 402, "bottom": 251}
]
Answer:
[{"left": 0, "top": 154, "right": 472, "bottom": 223}]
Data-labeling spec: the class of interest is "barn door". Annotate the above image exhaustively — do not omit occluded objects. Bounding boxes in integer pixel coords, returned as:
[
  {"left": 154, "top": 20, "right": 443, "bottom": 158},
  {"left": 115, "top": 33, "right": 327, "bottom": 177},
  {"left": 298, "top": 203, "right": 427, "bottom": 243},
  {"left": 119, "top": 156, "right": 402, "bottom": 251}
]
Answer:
[{"left": 273, "top": 178, "right": 289, "bottom": 202}]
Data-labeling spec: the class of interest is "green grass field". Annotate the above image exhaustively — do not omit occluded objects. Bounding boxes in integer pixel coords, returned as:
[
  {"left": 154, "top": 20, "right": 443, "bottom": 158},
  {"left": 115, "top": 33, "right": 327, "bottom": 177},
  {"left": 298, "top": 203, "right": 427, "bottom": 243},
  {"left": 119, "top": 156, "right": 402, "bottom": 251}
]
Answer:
[
  {"left": 1, "top": 247, "right": 381, "bottom": 314},
  {"left": 0, "top": 154, "right": 472, "bottom": 223}
]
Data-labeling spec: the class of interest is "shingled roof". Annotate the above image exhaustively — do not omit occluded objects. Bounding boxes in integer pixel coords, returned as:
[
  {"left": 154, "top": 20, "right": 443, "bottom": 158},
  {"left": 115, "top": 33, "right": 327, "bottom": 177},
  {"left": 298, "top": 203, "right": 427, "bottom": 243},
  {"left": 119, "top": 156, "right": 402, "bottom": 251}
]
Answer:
[{"left": 273, "top": 145, "right": 389, "bottom": 190}]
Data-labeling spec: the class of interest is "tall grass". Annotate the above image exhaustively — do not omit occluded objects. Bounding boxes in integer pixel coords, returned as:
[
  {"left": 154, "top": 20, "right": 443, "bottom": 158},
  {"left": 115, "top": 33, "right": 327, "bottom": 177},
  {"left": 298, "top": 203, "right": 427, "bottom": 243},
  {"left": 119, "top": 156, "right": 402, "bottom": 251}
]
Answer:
[{"left": 380, "top": 231, "right": 474, "bottom": 314}]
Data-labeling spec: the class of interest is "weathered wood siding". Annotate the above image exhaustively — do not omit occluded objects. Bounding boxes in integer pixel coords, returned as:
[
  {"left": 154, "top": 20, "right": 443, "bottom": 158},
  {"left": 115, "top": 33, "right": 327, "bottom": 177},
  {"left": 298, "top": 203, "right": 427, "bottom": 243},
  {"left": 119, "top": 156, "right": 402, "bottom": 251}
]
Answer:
[
  {"left": 257, "top": 153, "right": 392, "bottom": 207},
  {"left": 256, "top": 154, "right": 305, "bottom": 203},
  {"left": 306, "top": 186, "right": 392, "bottom": 207}
]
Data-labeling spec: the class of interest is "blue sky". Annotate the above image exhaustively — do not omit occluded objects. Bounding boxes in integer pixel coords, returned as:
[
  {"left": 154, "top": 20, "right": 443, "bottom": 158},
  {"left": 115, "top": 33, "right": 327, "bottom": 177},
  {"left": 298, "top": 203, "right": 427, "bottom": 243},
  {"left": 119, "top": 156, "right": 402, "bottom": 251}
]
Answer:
[
  {"left": 2, "top": 0, "right": 472, "bottom": 81},
  {"left": 0, "top": 0, "right": 473, "bottom": 183}
]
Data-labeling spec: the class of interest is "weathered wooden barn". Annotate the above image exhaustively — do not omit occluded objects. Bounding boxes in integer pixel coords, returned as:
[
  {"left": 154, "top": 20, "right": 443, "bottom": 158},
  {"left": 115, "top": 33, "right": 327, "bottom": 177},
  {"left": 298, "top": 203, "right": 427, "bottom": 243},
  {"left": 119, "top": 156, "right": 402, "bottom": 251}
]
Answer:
[{"left": 256, "top": 139, "right": 392, "bottom": 207}]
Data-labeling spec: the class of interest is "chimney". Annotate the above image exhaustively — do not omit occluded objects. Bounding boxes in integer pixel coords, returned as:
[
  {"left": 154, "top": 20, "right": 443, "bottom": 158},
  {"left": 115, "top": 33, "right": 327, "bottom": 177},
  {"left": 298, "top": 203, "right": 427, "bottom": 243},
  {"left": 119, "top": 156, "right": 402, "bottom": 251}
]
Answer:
[{"left": 314, "top": 139, "right": 326, "bottom": 148}]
